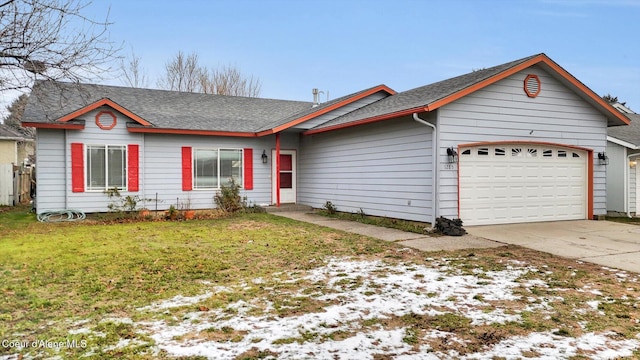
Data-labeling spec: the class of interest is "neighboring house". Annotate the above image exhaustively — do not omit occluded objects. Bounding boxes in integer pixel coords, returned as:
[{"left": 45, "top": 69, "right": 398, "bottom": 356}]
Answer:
[
  {"left": 22, "top": 53, "right": 630, "bottom": 225},
  {"left": 0, "top": 124, "right": 35, "bottom": 205},
  {"left": 607, "top": 109, "right": 640, "bottom": 217}
]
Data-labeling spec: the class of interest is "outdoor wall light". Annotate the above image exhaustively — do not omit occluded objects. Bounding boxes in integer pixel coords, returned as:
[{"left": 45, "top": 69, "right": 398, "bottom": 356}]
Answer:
[
  {"left": 261, "top": 150, "right": 268, "bottom": 164},
  {"left": 598, "top": 152, "right": 609, "bottom": 165},
  {"left": 447, "top": 147, "right": 458, "bottom": 163}
]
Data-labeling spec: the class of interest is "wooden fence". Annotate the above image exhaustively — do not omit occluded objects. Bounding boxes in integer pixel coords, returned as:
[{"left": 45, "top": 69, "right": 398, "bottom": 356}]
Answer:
[{"left": 0, "top": 164, "right": 34, "bottom": 206}]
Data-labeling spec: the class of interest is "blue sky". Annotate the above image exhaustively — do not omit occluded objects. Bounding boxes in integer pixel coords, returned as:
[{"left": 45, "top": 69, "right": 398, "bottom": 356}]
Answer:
[{"left": 2, "top": 0, "right": 640, "bottom": 115}]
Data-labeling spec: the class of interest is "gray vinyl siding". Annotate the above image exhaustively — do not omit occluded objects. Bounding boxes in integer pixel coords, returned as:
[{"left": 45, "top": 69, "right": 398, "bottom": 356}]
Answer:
[
  {"left": 606, "top": 142, "right": 626, "bottom": 213},
  {"left": 64, "top": 107, "right": 144, "bottom": 212},
  {"left": 298, "top": 116, "right": 433, "bottom": 222},
  {"left": 36, "top": 106, "right": 285, "bottom": 213},
  {"left": 293, "top": 92, "right": 388, "bottom": 130},
  {"left": 438, "top": 65, "right": 608, "bottom": 219},
  {"left": 35, "top": 129, "right": 66, "bottom": 212},
  {"left": 143, "top": 134, "right": 277, "bottom": 211}
]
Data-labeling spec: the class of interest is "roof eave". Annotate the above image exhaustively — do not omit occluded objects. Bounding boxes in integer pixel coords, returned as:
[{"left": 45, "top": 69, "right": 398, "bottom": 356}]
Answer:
[
  {"left": 58, "top": 98, "right": 153, "bottom": 126},
  {"left": 271, "top": 85, "right": 396, "bottom": 133},
  {"left": 302, "top": 107, "right": 426, "bottom": 136},
  {"left": 127, "top": 125, "right": 259, "bottom": 137},
  {"left": 22, "top": 121, "right": 86, "bottom": 130},
  {"left": 607, "top": 136, "right": 639, "bottom": 150}
]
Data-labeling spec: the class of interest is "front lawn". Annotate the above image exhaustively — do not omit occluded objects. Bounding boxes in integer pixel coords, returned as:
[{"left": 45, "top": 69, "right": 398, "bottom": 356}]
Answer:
[{"left": 1, "top": 207, "right": 640, "bottom": 359}]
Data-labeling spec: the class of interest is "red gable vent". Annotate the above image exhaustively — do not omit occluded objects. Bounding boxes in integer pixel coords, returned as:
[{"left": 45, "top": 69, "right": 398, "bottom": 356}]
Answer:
[{"left": 524, "top": 74, "right": 541, "bottom": 98}]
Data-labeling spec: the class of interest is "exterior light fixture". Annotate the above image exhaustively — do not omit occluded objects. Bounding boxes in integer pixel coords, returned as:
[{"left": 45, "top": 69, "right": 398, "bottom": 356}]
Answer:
[
  {"left": 262, "top": 150, "right": 268, "bottom": 164},
  {"left": 447, "top": 147, "right": 458, "bottom": 163},
  {"left": 598, "top": 152, "right": 609, "bottom": 165}
]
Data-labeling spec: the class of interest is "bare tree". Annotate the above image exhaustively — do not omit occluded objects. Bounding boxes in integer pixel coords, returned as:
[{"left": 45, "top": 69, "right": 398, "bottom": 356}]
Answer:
[
  {"left": 157, "top": 51, "right": 202, "bottom": 92},
  {"left": 200, "top": 64, "right": 261, "bottom": 97},
  {"left": 2, "top": 93, "right": 33, "bottom": 136},
  {"left": 158, "top": 50, "right": 261, "bottom": 97},
  {"left": 0, "top": 0, "right": 120, "bottom": 92},
  {"left": 120, "top": 48, "right": 149, "bottom": 88}
]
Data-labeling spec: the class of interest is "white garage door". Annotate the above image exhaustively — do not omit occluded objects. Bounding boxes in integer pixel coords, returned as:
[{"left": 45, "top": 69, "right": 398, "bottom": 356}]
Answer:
[{"left": 459, "top": 144, "right": 587, "bottom": 226}]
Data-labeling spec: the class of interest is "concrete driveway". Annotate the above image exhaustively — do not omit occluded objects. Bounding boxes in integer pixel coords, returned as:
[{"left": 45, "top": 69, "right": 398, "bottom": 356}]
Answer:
[{"left": 467, "top": 220, "right": 640, "bottom": 273}]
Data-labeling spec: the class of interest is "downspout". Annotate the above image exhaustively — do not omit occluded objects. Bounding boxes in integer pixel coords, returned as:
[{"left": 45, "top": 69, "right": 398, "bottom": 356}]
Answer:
[
  {"left": 626, "top": 152, "right": 640, "bottom": 218},
  {"left": 275, "top": 132, "right": 281, "bottom": 207},
  {"left": 412, "top": 113, "right": 437, "bottom": 227}
]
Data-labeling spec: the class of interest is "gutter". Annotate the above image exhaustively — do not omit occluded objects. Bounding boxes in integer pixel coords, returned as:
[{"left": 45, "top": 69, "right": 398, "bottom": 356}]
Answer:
[{"left": 412, "top": 113, "right": 437, "bottom": 227}]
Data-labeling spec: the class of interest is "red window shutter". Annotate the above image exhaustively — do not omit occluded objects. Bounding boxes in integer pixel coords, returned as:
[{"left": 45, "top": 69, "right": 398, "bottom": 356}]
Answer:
[
  {"left": 182, "top": 147, "right": 192, "bottom": 191},
  {"left": 243, "top": 148, "right": 253, "bottom": 190},
  {"left": 128, "top": 144, "right": 139, "bottom": 192},
  {"left": 71, "top": 143, "right": 84, "bottom": 192}
]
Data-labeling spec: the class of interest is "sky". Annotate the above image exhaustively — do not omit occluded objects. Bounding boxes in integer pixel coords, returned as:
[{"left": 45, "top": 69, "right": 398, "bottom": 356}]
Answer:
[{"left": 2, "top": 0, "right": 640, "bottom": 117}]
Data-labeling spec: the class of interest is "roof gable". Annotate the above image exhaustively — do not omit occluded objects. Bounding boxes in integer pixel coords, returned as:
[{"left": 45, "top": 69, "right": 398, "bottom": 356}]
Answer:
[{"left": 305, "top": 53, "right": 629, "bottom": 135}]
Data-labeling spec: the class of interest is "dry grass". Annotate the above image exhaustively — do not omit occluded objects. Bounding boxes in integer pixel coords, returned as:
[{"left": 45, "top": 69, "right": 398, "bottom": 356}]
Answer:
[{"left": 1, "top": 206, "right": 640, "bottom": 359}]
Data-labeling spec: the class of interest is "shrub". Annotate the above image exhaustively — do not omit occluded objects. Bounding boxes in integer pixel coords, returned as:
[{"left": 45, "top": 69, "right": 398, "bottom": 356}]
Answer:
[
  {"left": 214, "top": 178, "right": 246, "bottom": 213},
  {"left": 322, "top": 201, "right": 337, "bottom": 215},
  {"left": 104, "top": 187, "right": 150, "bottom": 213}
]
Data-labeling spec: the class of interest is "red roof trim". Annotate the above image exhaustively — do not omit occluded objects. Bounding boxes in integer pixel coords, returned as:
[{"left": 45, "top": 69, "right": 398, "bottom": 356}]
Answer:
[
  {"left": 57, "top": 98, "right": 152, "bottom": 126},
  {"left": 301, "top": 107, "right": 424, "bottom": 136},
  {"left": 128, "top": 126, "right": 259, "bottom": 137},
  {"left": 425, "top": 54, "right": 629, "bottom": 125},
  {"left": 22, "top": 122, "right": 85, "bottom": 130},
  {"left": 272, "top": 85, "right": 396, "bottom": 133}
]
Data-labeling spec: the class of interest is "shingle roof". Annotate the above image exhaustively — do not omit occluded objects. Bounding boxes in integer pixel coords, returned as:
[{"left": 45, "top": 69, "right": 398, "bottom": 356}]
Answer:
[
  {"left": 609, "top": 114, "right": 640, "bottom": 147},
  {"left": 311, "top": 54, "right": 541, "bottom": 130},
  {"left": 22, "top": 53, "right": 627, "bottom": 135},
  {"left": 23, "top": 81, "right": 314, "bottom": 132},
  {"left": 0, "top": 124, "right": 26, "bottom": 139},
  {"left": 256, "top": 84, "right": 393, "bottom": 132}
]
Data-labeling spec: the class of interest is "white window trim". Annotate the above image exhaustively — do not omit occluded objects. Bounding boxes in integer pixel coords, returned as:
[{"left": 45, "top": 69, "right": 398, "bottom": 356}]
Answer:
[
  {"left": 85, "top": 144, "right": 128, "bottom": 192},
  {"left": 192, "top": 148, "right": 244, "bottom": 190}
]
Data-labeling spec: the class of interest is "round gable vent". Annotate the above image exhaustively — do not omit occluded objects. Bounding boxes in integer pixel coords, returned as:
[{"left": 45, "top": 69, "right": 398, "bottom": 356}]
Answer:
[
  {"left": 96, "top": 110, "right": 117, "bottom": 130},
  {"left": 524, "top": 74, "right": 541, "bottom": 98}
]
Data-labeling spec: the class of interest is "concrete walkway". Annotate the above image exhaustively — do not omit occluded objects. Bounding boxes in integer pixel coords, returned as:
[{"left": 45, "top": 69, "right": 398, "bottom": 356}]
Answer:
[
  {"left": 272, "top": 211, "right": 504, "bottom": 252},
  {"left": 272, "top": 211, "right": 640, "bottom": 273},
  {"left": 467, "top": 220, "right": 640, "bottom": 273}
]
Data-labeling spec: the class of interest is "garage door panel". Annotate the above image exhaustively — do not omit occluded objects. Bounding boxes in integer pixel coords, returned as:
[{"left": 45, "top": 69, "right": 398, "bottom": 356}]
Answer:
[{"left": 459, "top": 144, "right": 587, "bottom": 226}]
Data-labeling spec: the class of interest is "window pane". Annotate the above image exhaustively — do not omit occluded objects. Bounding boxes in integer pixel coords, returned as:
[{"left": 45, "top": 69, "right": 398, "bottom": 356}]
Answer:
[
  {"left": 195, "top": 149, "right": 217, "bottom": 188},
  {"left": 220, "top": 149, "right": 242, "bottom": 187},
  {"left": 280, "top": 154, "right": 292, "bottom": 171},
  {"left": 107, "top": 146, "right": 126, "bottom": 188},
  {"left": 87, "top": 146, "right": 105, "bottom": 190},
  {"left": 280, "top": 172, "right": 292, "bottom": 189}
]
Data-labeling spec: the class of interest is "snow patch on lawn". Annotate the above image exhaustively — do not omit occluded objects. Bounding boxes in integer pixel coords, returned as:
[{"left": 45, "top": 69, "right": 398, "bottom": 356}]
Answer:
[{"left": 70, "top": 256, "right": 640, "bottom": 359}]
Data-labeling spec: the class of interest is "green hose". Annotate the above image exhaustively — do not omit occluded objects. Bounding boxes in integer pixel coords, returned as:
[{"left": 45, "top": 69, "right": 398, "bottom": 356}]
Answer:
[{"left": 37, "top": 210, "right": 86, "bottom": 222}]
